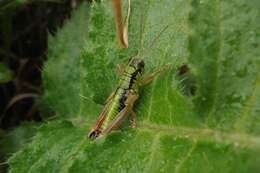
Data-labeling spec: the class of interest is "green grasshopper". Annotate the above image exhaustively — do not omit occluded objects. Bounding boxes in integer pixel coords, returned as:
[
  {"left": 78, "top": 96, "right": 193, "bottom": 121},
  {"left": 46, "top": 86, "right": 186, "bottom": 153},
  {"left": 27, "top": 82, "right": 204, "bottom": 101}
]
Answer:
[
  {"left": 87, "top": 57, "right": 170, "bottom": 140},
  {"left": 88, "top": 0, "right": 170, "bottom": 140}
]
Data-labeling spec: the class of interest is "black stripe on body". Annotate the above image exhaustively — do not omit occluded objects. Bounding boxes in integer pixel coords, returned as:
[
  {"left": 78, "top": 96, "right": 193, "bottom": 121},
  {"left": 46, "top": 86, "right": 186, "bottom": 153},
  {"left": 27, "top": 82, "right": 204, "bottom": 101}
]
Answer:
[
  {"left": 118, "top": 89, "right": 129, "bottom": 110},
  {"left": 129, "top": 69, "right": 141, "bottom": 90}
]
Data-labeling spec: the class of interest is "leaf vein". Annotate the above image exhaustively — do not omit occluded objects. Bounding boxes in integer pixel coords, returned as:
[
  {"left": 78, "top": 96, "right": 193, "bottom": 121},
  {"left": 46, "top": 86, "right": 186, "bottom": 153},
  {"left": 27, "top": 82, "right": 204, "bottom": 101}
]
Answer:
[
  {"left": 139, "top": 122, "right": 260, "bottom": 149},
  {"left": 174, "top": 142, "right": 197, "bottom": 173},
  {"left": 205, "top": 0, "right": 222, "bottom": 123},
  {"left": 233, "top": 74, "right": 260, "bottom": 132},
  {"left": 146, "top": 80, "right": 157, "bottom": 121},
  {"left": 144, "top": 132, "right": 161, "bottom": 173}
]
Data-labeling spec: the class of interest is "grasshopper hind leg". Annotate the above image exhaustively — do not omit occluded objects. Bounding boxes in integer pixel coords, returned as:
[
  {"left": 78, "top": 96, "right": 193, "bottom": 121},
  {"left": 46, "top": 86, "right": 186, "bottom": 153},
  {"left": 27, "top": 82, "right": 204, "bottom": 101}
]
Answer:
[{"left": 142, "top": 64, "right": 171, "bottom": 85}]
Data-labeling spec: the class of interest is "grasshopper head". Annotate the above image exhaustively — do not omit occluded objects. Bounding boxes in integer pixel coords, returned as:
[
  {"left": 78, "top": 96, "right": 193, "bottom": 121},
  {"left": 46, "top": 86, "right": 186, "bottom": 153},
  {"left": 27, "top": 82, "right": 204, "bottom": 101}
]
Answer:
[{"left": 129, "top": 58, "right": 145, "bottom": 73}]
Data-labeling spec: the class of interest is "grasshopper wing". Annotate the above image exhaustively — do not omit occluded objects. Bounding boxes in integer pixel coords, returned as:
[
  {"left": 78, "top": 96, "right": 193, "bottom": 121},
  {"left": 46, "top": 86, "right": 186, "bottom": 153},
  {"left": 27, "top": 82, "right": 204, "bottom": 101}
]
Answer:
[
  {"left": 102, "top": 93, "right": 139, "bottom": 135},
  {"left": 88, "top": 93, "right": 115, "bottom": 138},
  {"left": 102, "top": 105, "right": 132, "bottom": 135}
]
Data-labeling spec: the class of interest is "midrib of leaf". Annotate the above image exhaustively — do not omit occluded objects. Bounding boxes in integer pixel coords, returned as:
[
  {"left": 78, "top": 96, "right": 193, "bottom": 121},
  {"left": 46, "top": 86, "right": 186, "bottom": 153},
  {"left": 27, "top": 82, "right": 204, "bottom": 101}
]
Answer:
[
  {"left": 188, "top": 0, "right": 221, "bottom": 120},
  {"left": 146, "top": 78, "right": 156, "bottom": 121},
  {"left": 139, "top": 122, "right": 260, "bottom": 149},
  {"left": 166, "top": 75, "right": 174, "bottom": 124},
  {"left": 204, "top": 0, "right": 222, "bottom": 124},
  {"left": 9, "top": 120, "right": 260, "bottom": 173}
]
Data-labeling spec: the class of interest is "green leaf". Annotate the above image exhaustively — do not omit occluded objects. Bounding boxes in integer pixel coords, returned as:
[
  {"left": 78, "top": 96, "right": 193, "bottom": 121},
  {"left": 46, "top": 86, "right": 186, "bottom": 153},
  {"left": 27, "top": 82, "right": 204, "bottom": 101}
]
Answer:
[
  {"left": 8, "top": 0, "right": 260, "bottom": 172},
  {"left": 0, "top": 62, "right": 13, "bottom": 83},
  {"left": 0, "top": 122, "right": 38, "bottom": 158},
  {"left": 188, "top": 0, "right": 260, "bottom": 131},
  {"left": 41, "top": 2, "right": 91, "bottom": 119}
]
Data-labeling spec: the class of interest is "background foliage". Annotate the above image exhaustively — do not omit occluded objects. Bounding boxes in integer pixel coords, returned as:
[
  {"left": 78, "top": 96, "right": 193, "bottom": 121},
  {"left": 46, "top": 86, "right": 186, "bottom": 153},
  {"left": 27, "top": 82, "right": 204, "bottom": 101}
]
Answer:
[
  {"left": 1, "top": 0, "right": 260, "bottom": 172},
  {"left": 0, "top": 0, "right": 74, "bottom": 172}
]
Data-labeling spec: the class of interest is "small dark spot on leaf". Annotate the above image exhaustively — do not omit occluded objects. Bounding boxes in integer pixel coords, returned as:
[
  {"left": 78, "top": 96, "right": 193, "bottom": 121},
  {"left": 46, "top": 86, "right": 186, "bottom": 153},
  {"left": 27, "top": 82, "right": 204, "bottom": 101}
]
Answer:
[{"left": 176, "top": 64, "right": 197, "bottom": 96}]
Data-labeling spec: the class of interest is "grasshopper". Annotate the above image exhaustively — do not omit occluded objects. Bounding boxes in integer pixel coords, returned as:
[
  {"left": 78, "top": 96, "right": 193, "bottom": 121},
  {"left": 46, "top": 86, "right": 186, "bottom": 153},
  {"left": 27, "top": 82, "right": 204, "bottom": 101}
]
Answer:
[
  {"left": 88, "top": 0, "right": 170, "bottom": 139},
  {"left": 88, "top": 57, "right": 169, "bottom": 139}
]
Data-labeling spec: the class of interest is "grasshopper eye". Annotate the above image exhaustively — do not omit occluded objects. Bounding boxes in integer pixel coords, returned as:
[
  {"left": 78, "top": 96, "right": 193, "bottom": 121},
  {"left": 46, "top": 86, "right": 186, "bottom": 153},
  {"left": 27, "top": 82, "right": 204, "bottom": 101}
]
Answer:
[{"left": 138, "top": 60, "right": 144, "bottom": 68}]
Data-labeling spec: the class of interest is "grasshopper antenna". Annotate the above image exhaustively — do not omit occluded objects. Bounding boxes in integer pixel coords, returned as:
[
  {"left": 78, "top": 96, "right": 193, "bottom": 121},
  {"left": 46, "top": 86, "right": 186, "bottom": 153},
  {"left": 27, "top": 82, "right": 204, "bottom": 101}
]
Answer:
[{"left": 137, "top": 24, "right": 170, "bottom": 59}]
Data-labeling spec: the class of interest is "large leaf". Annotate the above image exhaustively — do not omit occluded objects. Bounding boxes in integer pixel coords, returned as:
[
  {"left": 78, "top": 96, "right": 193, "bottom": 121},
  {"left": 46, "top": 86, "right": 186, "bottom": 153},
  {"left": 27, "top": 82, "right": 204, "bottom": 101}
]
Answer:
[
  {"left": 0, "top": 122, "right": 38, "bottom": 158},
  {"left": 41, "top": 2, "right": 91, "bottom": 118},
  {"left": 8, "top": 0, "right": 260, "bottom": 172}
]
